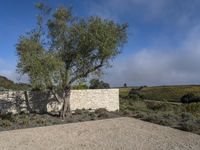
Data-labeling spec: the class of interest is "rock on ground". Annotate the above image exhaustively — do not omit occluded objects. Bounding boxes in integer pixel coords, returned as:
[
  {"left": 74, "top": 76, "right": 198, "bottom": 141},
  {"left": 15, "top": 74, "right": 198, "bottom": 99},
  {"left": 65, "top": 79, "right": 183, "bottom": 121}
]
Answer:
[{"left": 0, "top": 117, "right": 200, "bottom": 150}]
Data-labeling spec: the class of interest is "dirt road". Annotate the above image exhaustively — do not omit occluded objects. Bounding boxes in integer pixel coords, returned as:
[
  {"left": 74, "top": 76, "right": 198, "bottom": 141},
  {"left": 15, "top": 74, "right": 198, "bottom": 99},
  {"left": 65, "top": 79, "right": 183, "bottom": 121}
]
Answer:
[{"left": 0, "top": 117, "right": 200, "bottom": 150}]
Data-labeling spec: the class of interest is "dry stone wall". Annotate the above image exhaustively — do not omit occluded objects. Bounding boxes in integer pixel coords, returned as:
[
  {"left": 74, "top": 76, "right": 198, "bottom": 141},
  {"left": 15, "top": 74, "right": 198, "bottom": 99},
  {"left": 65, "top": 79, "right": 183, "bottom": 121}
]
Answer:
[
  {"left": 70, "top": 89, "right": 119, "bottom": 111},
  {"left": 0, "top": 89, "right": 119, "bottom": 114}
]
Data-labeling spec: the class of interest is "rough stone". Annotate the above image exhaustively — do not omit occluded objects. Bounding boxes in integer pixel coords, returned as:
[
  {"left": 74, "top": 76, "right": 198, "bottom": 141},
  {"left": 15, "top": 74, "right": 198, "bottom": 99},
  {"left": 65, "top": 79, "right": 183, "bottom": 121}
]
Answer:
[{"left": 0, "top": 89, "right": 119, "bottom": 114}]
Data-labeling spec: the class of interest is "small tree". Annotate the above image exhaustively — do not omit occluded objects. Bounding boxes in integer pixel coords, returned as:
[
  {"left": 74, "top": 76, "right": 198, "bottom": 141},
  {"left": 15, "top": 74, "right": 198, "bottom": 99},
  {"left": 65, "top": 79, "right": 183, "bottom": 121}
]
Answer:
[
  {"left": 16, "top": 3, "right": 127, "bottom": 118},
  {"left": 123, "top": 83, "right": 127, "bottom": 88}
]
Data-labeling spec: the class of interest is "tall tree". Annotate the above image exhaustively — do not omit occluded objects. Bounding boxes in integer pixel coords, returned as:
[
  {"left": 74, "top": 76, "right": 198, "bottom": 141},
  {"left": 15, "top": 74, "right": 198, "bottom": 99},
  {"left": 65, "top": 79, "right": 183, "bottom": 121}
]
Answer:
[{"left": 16, "top": 3, "right": 127, "bottom": 118}]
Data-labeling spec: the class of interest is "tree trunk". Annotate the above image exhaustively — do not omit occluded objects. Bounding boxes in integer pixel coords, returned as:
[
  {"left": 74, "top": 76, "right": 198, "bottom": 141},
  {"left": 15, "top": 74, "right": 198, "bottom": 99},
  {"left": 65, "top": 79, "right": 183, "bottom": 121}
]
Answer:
[
  {"left": 52, "top": 89, "right": 71, "bottom": 119},
  {"left": 60, "top": 89, "right": 71, "bottom": 118},
  {"left": 24, "top": 91, "right": 32, "bottom": 113}
]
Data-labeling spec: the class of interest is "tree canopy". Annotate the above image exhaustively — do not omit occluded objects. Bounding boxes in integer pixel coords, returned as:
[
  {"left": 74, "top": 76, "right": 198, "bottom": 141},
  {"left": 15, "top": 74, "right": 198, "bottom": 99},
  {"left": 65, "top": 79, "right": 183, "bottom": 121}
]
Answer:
[
  {"left": 16, "top": 3, "right": 127, "bottom": 91},
  {"left": 89, "top": 79, "right": 110, "bottom": 89},
  {"left": 16, "top": 3, "right": 127, "bottom": 117}
]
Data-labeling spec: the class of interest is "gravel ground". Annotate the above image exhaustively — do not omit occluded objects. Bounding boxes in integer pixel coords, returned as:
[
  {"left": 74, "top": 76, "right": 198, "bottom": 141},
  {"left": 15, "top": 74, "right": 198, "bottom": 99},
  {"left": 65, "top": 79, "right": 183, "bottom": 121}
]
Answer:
[{"left": 0, "top": 117, "right": 200, "bottom": 150}]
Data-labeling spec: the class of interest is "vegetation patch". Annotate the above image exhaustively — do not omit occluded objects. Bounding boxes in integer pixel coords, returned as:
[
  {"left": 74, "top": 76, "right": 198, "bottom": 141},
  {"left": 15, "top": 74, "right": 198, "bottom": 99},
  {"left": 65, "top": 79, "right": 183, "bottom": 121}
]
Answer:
[
  {"left": 0, "top": 109, "right": 120, "bottom": 132},
  {"left": 120, "top": 98, "right": 200, "bottom": 135}
]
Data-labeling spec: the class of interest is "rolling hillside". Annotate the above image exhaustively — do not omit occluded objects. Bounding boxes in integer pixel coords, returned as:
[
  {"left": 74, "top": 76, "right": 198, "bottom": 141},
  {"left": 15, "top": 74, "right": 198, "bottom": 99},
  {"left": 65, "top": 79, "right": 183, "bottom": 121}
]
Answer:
[
  {"left": 0, "top": 75, "right": 30, "bottom": 90},
  {"left": 120, "top": 85, "right": 200, "bottom": 102}
]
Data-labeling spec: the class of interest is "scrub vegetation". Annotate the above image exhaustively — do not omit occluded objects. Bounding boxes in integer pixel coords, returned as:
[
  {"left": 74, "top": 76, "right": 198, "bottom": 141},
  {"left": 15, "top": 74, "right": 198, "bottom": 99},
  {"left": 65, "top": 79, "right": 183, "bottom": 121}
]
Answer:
[{"left": 120, "top": 86, "right": 200, "bottom": 135}]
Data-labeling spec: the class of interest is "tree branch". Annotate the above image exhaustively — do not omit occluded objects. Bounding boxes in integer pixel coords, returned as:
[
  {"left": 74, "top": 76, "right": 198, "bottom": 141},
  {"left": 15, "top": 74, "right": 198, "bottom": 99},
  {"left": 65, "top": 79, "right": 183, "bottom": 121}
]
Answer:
[
  {"left": 51, "top": 90, "right": 63, "bottom": 103},
  {"left": 68, "top": 60, "right": 104, "bottom": 85}
]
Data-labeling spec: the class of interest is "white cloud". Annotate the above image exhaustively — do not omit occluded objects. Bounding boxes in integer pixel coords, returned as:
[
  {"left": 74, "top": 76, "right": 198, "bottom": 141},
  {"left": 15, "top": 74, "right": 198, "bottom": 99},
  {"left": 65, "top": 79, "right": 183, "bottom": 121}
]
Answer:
[
  {"left": 103, "top": 25, "right": 200, "bottom": 86},
  {"left": 87, "top": 0, "right": 200, "bottom": 28}
]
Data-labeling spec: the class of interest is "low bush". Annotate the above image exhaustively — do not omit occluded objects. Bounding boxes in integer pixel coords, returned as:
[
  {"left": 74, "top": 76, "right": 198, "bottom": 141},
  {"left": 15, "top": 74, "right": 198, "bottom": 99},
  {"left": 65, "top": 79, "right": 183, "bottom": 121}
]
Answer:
[
  {"left": 146, "top": 102, "right": 171, "bottom": 111},
  {"left": 19, "top": 115, "right": 30, "bottom": 126},
  {"left": 35, "top": 118, "right": 47, "bottom": 125},
  {"left": 162, "top": 112, "right": 179, "bottom": 121},
  {"left": 74, "top": 109, "right": 84, "bottom": 115},
  {"left": 181, "top": 112, "right": 196, "bottom": 122},
  {"left": 0, "top": 113, "right": 15, "bottom": 122},
  {"left": 181, "top": 93, "right": 200, "bottom": 104},
  {"left": 183, "top": 103, "right": 200, "bottom": 115},
  {"left": 180, "top": 121, "right": 199, "bottom": 132},
  {"left": 95, "top": 108, "right": 109, "bottom": 118},
  {"left": 135, "top": 111, "right": 148, "bottom": 119},
  {"left": 0, "top": 119, "right": 12, "bottom": 127},
  {"left": 127, "top": 101, "right": 147, "bottom": 112},
  {"left": 143, "top": 114, "right": 160, "bottom": 123},
  {"left": 128, "top": 88, "right": 144, "bottom": 99},
  {"left": 158, "top": 119, "right": 174, "bottom": 126},
  {"left": 95, "top": 108, "right": 107, "bottom": 114}
]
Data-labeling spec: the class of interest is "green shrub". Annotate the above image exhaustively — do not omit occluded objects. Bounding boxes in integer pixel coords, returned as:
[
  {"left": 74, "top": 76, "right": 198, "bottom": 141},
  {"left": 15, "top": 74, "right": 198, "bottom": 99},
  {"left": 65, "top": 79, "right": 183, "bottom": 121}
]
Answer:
[
  {"left": 128, "top": 88, "right": 144, "bottom": 99},
  {"left": 135, "top": 111, "right": 148, "bottom": 119},
  {"left": 122, "top": 110, "right": 134, "bottom": 116},
  {"left": 19, "top": 115, "right": 30, "bottom": 126},
  {"left": 73, "top": 83, "right": 88, "bottom": 89},
  {"left": 35, "top": 118, "right": 47, "bottom": 125},
  {"left": 162, "top": 112, "right": 179, "bottom": 121},
  {"left": 181, "top": 112, "right": 195, "bottom": 121},
  {"left": 89, "top": 79, "right": 110, "bottom": 89},
  {"left": 146, "top": 102, "right": 171, "bottom": 111},
  {"left": 74, "top": 109, "right": 84, "bottom": 115},
  {"left": 143, "top": 114, "right": 160, "bottom": 123},
  {"left": 184, "top": 103, "right": 200, "bottom": 115},
  {"left": 89, "top": 113, "right": 97, "bottom": 120},
  {"left": 95, "top": 108, "right": 107, "bottom": 114},
  {"left": 126, "top": 101, "right": 147, "bottom": 112},
  {"left": 95, "top": 108, "right": 114, "bottom": 118},
  {"left": 0, "top": 119, "right": 12, "bottom": 127},
  {"left": 158, "top": 119, "right": 174, "bottom": 126},
  {"left": 181, "top": 93, "right": 200, "bottom": 103},
  {"left": 1, "top": 113, "right": 15, "bottom": 121},
  {"left": 180, "top": 121, "right": 198, "bottom": 132}
]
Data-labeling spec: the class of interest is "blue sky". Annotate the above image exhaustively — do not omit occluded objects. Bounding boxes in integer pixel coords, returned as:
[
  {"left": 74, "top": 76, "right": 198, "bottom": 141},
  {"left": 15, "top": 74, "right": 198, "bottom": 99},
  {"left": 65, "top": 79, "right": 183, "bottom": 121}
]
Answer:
[{"left": 1, "top": 0, "right": 200, "bottom": 86}]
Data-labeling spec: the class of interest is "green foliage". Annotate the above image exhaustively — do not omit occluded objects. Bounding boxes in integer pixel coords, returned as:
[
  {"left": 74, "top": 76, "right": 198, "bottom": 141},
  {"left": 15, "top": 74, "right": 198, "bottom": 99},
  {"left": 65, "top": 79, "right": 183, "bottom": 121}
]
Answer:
[
  {"left": 16, "top": 3, "right": 127, "bottom": 92},
  {"left": 0, "top": 120, "right": 12, "bottom": 128},
  {"left": 19, "top": 115, "right": 30, "bottom": 126},
  {"left": 35, "top": 117, "right": 47, "bottom": 125},
  {"left": 89, "top": 79, "right": 110, "bottom": 89},
  {"left": 73, "top": 83, "right": 88, "bottom": 89},
  {"left": 180, "top": 121, "right": 199, "bottom": 132},
  {"left": 1, "top": 113, "right": 16, "bottom": 122},
  {"left": 128, "top": 88, "right": 144, "bottom": 99},
  {"left": 184, "top": 103, "right": 200, "bottom": 115},
  {"left": 181, "top": 93, "right": 200, "bottom": 103},
  {"left": 146, "top": 101, "right": 172, "bottom": 111},
  {"left": 120, "top": 98, "right": 200, "bottom": 134}
]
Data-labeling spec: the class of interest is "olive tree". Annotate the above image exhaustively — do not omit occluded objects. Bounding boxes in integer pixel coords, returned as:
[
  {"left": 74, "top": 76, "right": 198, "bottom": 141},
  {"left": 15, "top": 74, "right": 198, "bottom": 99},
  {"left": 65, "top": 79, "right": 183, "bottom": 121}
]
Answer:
[{"left": 16, "top": 3, "right": 127, "bottom": 118}]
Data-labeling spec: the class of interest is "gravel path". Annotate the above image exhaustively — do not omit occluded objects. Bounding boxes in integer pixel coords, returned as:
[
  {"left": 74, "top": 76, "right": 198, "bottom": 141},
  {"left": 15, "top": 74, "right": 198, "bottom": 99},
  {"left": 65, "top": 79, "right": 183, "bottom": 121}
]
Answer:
[{"left": 0, "top": 117, "right": 200, "bottom": 150}]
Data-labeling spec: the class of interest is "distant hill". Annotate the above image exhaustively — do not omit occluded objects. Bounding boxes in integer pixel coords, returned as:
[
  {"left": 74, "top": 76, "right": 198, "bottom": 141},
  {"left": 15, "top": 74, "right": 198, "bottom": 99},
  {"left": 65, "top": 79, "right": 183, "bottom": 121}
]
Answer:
[{"left": 0, "top": 75, "right": 30, "bottom": 91}]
